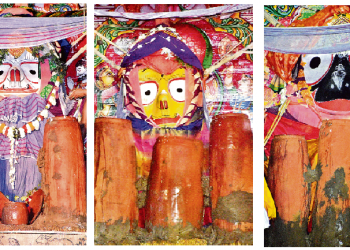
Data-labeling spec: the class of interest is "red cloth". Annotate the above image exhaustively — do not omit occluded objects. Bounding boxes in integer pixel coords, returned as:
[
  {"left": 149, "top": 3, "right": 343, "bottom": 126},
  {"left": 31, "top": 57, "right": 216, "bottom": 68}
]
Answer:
[
  {"left": 264, "top": 112, "right": 320, "bottom": 157},
  {"left": 265, "top": 51, "right": 299, "bottom": 83},
  {"left": 203, "top": 206, "right": 212, "bottom": 226},
  {"left": 138, "top": 207, "right": 146, "bottom": 228}
]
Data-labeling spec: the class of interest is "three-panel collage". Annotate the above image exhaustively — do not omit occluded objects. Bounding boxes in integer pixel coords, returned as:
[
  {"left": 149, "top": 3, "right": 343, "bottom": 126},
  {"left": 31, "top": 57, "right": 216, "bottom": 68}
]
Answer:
[{"left": 0, "top": 2, "right": 348, "bottom": 248}]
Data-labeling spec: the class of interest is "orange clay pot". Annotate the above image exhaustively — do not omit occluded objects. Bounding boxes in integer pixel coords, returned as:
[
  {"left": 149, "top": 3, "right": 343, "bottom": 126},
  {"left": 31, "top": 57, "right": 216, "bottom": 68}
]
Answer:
[
  {"left": 28, "top": 189, "right": 44, "bottom": 224},
  {"left": 94, "top": 118, "right": 138, "bottom": 226},
  {"left": 42, "top": 116, "right": 86, "bottom": 217},
  {"left": 317, "top": 119, "right": 350, "bottom": 217},
  {"left": 2, "top": 202, "right": 28, "bottom": 225},
  {"left": 267, "top": 135, "right": 309, "bottom": 223},
  {"left": 210, "top": 113, "right": 253, "bottom": 231},
  {"left": 0, "top": 191, "right": 9, "bottom": 220},
  {"left": 145, "top": 136, "right": 204, "bottom": 230}
]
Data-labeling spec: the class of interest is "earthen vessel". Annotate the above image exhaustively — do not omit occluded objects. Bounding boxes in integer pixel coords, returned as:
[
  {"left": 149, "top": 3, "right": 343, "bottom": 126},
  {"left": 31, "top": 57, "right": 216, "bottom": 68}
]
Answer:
[
  {"left": 145, "top": 136, "right": 204, "bottom": 230},
  {"left": 94, "top": 117, "right": 138, "bottom": 227},
  {"left": 210, "top": 113, "right": 253, "bottom": 231},
  {"left": 42, "top": 116, "right": 86, "bottom": 217},
  {"left": 317, "top": 119, "right": 350, "bottom": 219},
  {"left": 2, "top": 202, "right": 28, "bottom": 225},
  {"left": 268, "top": 135, "right": 309, "bottom": 223}
]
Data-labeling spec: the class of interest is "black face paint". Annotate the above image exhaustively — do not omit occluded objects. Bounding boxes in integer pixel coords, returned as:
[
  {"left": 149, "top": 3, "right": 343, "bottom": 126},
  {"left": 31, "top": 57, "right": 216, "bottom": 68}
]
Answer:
[{"left": 312, "top": 54, "right": 350, "bottom": 102}]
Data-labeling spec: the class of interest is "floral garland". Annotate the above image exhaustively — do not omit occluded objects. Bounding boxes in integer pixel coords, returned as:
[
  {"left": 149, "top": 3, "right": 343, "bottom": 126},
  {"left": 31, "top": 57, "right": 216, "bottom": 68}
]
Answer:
[
  {"left": 13, "top": 187, "right": 39, "bottom": 204},
  {"left": 1, "top": 87, "right": 57, "bottom": 190}
]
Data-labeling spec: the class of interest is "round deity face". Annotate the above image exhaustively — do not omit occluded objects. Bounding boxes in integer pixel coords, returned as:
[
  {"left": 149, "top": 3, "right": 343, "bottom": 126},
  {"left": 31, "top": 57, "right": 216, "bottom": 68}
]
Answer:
[
  {"left": 0, "top": 49, "right": 40, "bottom": 96},
  {"left": 302, "top": 53, "right": 350, "bottom": 112},
  {"left": 138, "top": 67, "right": 186, "bottom": 128}
]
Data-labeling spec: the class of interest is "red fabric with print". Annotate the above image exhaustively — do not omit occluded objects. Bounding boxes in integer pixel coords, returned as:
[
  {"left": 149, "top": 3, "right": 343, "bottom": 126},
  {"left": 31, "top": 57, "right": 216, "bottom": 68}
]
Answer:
[{"left": 265, "top": 51, "right": 299, "bottom": 83}]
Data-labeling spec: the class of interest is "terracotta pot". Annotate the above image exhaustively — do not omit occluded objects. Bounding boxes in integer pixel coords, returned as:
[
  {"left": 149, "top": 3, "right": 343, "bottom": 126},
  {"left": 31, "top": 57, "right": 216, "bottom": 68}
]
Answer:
[
  {"left": 28, "top": 189, "right": 44, "bottom": 224},
  {"left": 267, "top": 135, "right": 310, "bottom": 223},
  {"left": 317, "top": 119, "right": 350, "bottom": 217},
  {"left": 145, "top": 136, "right": 204, "bottom": 230},
  {"left": 0, "top": 191, "right": 9, "bottom": 220},
  {"left": 94, "top": 117, "right": 138, "bottom": 227},
  {"left": 42, "top": 116, "right": 86, "bottom": 217},
  {"left": 2, "top": 202, "right": 28, "bottom": 225},
  {"left": 210, "top": 113, "right": 253, "bottom": 231}
]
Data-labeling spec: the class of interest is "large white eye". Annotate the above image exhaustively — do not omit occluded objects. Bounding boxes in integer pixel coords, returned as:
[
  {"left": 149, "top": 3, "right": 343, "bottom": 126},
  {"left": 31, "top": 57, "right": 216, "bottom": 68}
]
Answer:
[
  {"left": 21, "top": 62, "right": 39, "bottom": 83},
  {"left": 140, "top": 81, "right": 158, "bottom": 105},
  {"left": 302, "top": 54, "right": 333, "bottom": 85},
  {"left": 169, "top": 79, "right": 185, "bottom": 102},
  {"left": 0, "top": 64, "right": 10, "bottom": 84}
]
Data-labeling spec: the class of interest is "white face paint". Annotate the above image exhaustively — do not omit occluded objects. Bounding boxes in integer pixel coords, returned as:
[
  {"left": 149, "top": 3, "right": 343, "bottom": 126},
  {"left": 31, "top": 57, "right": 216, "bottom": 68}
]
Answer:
[
  {"left": 302, "top": 54, "right": 333, "bottom": 85},
  {"left": 0, "top": 50, "right": 40, "bottom": 93}
]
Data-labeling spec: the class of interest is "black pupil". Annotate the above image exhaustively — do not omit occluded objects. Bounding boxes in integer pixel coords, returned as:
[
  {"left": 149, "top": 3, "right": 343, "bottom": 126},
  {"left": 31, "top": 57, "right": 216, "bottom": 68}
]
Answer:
[
  {"left": 29, "top": 70, "right": 36, "bottom": 75},
  {"left": 177, "top": 88, "right": 183, "bottom": 93},
  {"left": 145, "top": 90, "right": 151, "bottom": 96},
  {"left": 310, "top": 57, "right": 321, "bottom": 69},
  {"left": 0, "top": 71, "right": 3, "bottom": 76}
]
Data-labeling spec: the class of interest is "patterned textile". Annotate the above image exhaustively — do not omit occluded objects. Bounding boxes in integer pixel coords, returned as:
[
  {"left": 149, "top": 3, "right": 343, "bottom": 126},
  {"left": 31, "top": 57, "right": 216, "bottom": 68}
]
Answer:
[
  {"left": 0, "top": 93, "right": 53, "bottom": 201},
  {"left": 265, "top": 6, "right": 350, "bottom": 54},
  {"left": 0, "top": 93, "right": 53, "bottom": 160},
  {"left": 0, "top": 17, "right": 86, "bottom": 49},
  {"left": 94, "top": 4, "right": 252, "bottom": 20},
  {"left": 121, "top": 27, "right": 203, "bottom": 70},
  {"left": 265, "top": 51, "right": 299, "bottom": 83},
  {"left": 0, "top": 158, "right": 41, "bottom": 201}
]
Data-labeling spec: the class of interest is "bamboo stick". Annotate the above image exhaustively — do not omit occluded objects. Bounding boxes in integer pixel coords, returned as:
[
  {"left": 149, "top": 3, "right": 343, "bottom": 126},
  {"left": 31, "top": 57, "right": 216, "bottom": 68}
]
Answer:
[
  {"left": 94, "top": 48, "right": 120, "bottom": 69},
  {"left": 66, "top": 44, "right": 87, "bottom": 66},
  {"left": 71, "top": 32, "right": 86, "bottom": 47},
  {"left": 205, "top": 42, "right": 253, "bottom": 75},
  {"left": 264, "top": 11, "right": 282, "bottom": 27},
  {"left": 94, "top": 29, "right": 127, "bottom": 54}
]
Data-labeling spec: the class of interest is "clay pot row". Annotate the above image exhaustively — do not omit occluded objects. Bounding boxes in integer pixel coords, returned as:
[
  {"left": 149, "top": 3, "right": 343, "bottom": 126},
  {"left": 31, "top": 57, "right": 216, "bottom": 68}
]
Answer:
[
  {"left": 94, "top": 113, "right": 253, "bottom": 233},
  {"left": 267, "top": 119, "right": 350, "bottom": 229}
]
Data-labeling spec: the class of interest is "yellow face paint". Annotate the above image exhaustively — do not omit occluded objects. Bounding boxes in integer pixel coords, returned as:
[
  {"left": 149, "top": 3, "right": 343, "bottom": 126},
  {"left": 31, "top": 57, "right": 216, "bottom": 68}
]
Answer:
[{"left": 138, "top": 68, "right": 186, "bottom": 128}]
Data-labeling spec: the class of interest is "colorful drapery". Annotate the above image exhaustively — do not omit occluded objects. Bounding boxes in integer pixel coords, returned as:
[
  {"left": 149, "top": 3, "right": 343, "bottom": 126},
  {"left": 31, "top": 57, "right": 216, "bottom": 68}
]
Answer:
[
  {"left": 0, "top": 93, "right": 53, "bottom": 160},
  {"left": 0, "top": 16, "right": 86, "bottom": 48},
  {"left": 94, "top": 4, "right": 252, "bottom": 19},
  {"left": 265, "top": 24, "right": 350, "bottom": 54}
]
